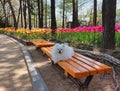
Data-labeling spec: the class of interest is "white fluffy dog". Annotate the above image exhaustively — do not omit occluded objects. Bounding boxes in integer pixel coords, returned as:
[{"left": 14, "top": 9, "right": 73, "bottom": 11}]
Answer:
[{"left": 52, "top": 43, "right": 74, "bottom": 64}]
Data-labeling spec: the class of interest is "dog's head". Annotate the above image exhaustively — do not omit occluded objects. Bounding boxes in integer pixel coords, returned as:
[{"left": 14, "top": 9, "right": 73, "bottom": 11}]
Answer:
[{"left": 54, "top": 43, "right": 65, "bottom": 54}]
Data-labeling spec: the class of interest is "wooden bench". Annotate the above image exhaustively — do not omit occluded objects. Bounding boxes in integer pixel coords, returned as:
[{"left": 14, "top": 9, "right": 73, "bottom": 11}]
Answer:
[
  {"left": 30, "top": 39, "right": 54, "bottom": 48},
  {"left": 41, "top": 47, "right": 112, "bottom": 90}
]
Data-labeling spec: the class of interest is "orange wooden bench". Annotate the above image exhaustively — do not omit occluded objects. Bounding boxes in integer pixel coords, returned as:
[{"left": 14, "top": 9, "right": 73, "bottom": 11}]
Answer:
[
  {"left": 30, "top": 39, "right": 54, "bottom": 48},
  {"left": 41, "top": 46, "right": 112, "bottom": 90}
]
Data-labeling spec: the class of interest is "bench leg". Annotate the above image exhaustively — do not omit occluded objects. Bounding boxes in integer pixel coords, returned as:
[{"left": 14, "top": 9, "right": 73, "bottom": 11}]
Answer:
[
  {"left": 68, "top": 75, "right": 93, "bottom": 91},
  {"left": 36, "top": 47, "right": 39, "bottom": 50},
  {"left": 83, "top": 75, "right": 93, "bottom": 88},
  {"left": 42, "top": 52, "right": 45, "bottom": 56},
  {"left": 48, "top": 59, "right": 54, "bottom": 65}
]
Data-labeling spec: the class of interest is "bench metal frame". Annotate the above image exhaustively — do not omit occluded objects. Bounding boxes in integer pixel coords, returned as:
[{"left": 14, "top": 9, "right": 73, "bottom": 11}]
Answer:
[{"left": 69, "top": 75, "right": 93, "bottom": 90}]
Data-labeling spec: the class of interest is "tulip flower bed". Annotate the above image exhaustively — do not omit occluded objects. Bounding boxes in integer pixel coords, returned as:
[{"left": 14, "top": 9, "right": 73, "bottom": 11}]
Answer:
[
  {"left": 54, "top": 32, "right": 102, "bottom": 49},
  {"left": 57, "top": 27, "right": 103, "bottom": 42},
  {"left": 0, "top": 26, "right": 120, "bottom": 49},
  {"left": 55, "top": 26, "right": 120, "bottom": 48},
  {"left": 0, "top": 27, "right": 52, "bottom": 39}
]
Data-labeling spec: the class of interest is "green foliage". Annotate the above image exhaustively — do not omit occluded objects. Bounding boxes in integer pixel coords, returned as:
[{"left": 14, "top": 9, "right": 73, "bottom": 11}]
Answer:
[
  {"left": 0, "top": 30, "right": 5, "bottom": 33},
  {"left": 115, "top": 32, "right": 120, "bottom": 47},
  {"left": 116, "top": 9, "right": 120, "bottom": 16},
  {"left": 49, "top": 32, "right": 103, "bottom": 49},
  {"left": 13, "top": 32, "right": 42, "bottom": 40}
]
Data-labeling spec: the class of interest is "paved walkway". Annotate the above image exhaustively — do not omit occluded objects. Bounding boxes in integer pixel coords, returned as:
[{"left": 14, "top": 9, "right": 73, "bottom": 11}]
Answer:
[{"left": 0, "top": 34, "right": 34, "bottom": 91}]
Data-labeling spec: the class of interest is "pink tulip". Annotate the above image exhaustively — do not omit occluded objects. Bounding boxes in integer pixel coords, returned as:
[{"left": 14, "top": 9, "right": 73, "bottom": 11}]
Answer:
[{"left": 56, "top": 25, "right": 120, "bottom": 33}]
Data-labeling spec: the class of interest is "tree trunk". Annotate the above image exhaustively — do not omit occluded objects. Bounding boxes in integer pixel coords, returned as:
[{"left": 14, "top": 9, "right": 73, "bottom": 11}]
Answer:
[
  {"left": 27, "top": 0, "right": 32, "bottom": 30},
  {"left": 72, "top": 0, "right": 75, "bottom": 28},
  {"left": 17, "top": 6, "right": 21, "bottom": 28},
  {"left": 102, "top": 0, "right": 116, "bottom": 49},
  {"left": 34, "top": 14, "right": 35, "bottom": 27},
  {"left": 76, "top": 0, "right": 78, "bottom": 26},
  {"left": 51, "top": 0, "right": 57, "bottom": 32},
  {"left": 40, "top": 0, "right": 43, "bottom": 28},
  {"left": 102, "top": 0, "right": 105, "bottom": 26},
  {"left": 38, "top": 0, "right": 43, "bottom": 28},
  {"left": 62, "top": 0, "right": 65, "bottom": 28},
  {"left": 72, "top": 0, "right": 79, "bottom": 28},
  {"left": 19, "top": 0, "right": 23, "bottom": 27},
  {"left": 23, "top": 0, "right": 27, "bottom": 28},
  {"left": 0, "top": 0, "right": 8, "bottom": 27},
  {"left": 45, "top": 0, "right": 47, "bottom": 28},
  {"left": 38, "top": 0, "right": 41, "bottom": 28},
  {"left": 93, "top": 0, "right": 97, "bottom": 26},
  {"left": 36, "top": 14, "right": 38, "bottom": 27},
  {"left": 7, "top": 0, "right": 17, "bottom": 29}
]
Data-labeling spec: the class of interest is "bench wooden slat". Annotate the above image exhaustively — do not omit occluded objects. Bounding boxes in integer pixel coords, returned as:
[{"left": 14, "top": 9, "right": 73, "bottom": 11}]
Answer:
[
  {"left": 66, "top": 60, "right": 90, "bottom": 76},
  {"left": 46, "top": 47, "right": 53, "bottom": 51},
  {"left": 36, "top": 43, "right": 54, "bottom": 47},
  {"left": 74, "top": 55, "right": 105, "bottom": 74},
  {"left": 31, "top": 39, "right": 54, "bottom": 47},
  {"left": 41, "top": 47, "right": 52, "bottom": 57},
  {"left": 71, "top": 58, "right": 97, "bottom": 75},
  {"left": 75, "top": 53, "right": 112, "bottom": 73},
  {"left": 58, "top": 61, "right": 85, "bottom": 78}
]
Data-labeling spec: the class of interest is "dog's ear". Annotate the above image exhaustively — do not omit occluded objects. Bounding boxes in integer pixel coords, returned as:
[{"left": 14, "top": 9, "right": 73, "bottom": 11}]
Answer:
[
  {"left": 64, "top": 42, "right": 68, "bottom": 46},
  {"left": 60, "top": 43, "right": 65, "bottom": 47},
  {"left": 55, "top": 43, "right": 60, "bottom": 47}
]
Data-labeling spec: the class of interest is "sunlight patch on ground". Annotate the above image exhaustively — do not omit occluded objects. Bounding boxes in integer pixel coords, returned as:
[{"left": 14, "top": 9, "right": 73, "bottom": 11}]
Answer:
[
  {"left": 5, "top": 54, "right": 18, "bottom": 59},
  {"left": 0, "top": 86, "right": 7, "bottom": 91},
  {"left": 37, "top": 61, "right": 50, "bottom": 67},
  {"left": 103, "top": 85, "right": 114, "bottom": 91},
  {"left": 0, "top": 48, "right": 8, "bottom": 51}
]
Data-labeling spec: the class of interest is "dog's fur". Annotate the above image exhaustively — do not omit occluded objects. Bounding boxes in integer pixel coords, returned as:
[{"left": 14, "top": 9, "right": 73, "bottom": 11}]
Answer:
[{"left": 52, "top": 43, "right": 74, "bottom": 64}]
